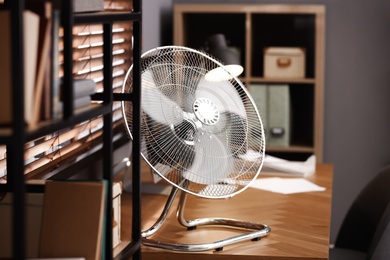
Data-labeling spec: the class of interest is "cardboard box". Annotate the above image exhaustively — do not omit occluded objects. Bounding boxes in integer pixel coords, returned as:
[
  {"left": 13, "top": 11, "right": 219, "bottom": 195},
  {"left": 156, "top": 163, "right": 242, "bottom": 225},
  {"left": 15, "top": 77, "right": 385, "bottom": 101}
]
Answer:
[
  {"left": 39, "top": 181, "right": 107, "bottom": 260},
  {"left": 264, "top": 47, "right": 305, "bottom": 78},
  {"left": 0, "top": 181, "right": 122, "bottom": 259},
  {"left": 112, "top": 181, "right": 122, "bottom": 248}
]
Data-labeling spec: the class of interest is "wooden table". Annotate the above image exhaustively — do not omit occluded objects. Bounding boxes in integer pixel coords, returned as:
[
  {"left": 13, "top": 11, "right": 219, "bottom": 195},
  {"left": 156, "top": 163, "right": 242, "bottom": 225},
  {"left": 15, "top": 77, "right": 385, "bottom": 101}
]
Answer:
[{"left": 119, "top": 164, "right": 333, "bottom": 260}]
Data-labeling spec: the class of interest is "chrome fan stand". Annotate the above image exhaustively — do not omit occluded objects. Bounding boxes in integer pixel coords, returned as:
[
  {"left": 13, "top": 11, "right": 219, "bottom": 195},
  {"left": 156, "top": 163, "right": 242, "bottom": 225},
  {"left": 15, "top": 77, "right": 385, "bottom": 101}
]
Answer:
[{"left": 141, "top": 180, "right": 271, "bottom": 252}]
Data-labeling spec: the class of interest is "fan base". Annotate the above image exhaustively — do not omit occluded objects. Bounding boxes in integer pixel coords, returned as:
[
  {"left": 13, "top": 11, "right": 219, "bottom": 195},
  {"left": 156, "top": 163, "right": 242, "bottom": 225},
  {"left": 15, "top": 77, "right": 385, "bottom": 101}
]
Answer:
[{"left": 141, "top": 185, "right": 271, "bottom": 252}]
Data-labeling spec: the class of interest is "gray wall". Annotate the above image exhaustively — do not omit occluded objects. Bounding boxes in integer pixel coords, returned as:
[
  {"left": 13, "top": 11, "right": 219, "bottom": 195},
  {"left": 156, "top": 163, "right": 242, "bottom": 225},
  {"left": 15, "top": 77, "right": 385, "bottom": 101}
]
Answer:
[
  {"left": 143, "top": 0, "right": 390, "bottom": 244},
  {"left": 142, "top": 0, "right": 173, "bottom": 52}
]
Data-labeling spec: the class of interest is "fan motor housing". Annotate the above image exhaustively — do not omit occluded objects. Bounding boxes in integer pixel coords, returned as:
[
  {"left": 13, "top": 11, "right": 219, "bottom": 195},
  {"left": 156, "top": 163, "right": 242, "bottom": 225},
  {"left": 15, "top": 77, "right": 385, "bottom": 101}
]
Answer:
[{"left": 193, "top": 98, "right": 220, "bottom": 125}]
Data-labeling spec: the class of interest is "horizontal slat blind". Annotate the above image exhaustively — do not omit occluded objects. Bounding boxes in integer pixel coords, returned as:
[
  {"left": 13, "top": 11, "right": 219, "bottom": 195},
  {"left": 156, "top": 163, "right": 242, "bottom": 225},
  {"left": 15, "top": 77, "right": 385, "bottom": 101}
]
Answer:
[{"left": 0, "top": 0, "right": 133, "bottom": 180}]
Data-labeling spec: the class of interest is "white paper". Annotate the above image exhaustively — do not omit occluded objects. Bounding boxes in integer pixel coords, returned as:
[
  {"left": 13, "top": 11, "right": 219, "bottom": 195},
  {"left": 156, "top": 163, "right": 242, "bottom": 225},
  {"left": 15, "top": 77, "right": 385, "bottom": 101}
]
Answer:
[
  {"left": 262, "top": 154, "right": 316, "bottom": 177},
  {"left": 238, "top": 150, "right": 316, "bottom": 177},
  {"left": 250, "top": 177, "right": 326, "bottom": 194}
]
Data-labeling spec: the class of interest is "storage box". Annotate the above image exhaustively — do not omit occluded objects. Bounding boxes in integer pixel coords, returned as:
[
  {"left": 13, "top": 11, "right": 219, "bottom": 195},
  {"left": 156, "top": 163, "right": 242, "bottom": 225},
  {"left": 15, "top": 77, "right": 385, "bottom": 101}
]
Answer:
[
  {"left": 264, "top": 47, "right": 305, "bottom": 78},
  {"left": 112, "top": 181, "right": 122, "bottom": 248},
  {"left": 0, "top": 181, "right": 122, "bottom": 259}
]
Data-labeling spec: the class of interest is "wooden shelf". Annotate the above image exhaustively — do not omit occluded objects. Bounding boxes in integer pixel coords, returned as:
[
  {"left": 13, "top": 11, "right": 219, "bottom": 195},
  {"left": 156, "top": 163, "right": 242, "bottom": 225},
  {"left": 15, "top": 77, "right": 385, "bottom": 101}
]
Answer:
[
  {"left": 1, "top": 0, "right": 142, "bottom": 259},
  {"left": 266, "top": 144, "right": 314, "bottom": 153},
  {"left": 174, "top": 3, "right": 325, "bottom": 162},
  {"left": 244, "top": 77, "right": 316, "bottom": 84}
]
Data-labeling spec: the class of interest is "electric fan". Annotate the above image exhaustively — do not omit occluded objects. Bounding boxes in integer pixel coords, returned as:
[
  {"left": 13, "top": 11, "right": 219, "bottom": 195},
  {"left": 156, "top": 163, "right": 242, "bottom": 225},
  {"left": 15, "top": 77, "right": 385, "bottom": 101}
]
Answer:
[{"left": 121, "top": 46, "right": 270, "bottom": 252}]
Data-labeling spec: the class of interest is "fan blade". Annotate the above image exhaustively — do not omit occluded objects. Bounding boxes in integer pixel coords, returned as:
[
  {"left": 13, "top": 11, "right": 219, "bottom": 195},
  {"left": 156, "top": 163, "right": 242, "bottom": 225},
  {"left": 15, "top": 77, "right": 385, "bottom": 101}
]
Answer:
[
  {"left": 143, "top": 116, "right": 195, "bottom": 172},
  {"left": 195, "top": 77, "right": 247, "bottom": 119},
  {"left": 182, "top": 132, "right": 233, "bottom": 185},
  {"left": 142, "top": 70, "right": 184, "bottom": 125}
]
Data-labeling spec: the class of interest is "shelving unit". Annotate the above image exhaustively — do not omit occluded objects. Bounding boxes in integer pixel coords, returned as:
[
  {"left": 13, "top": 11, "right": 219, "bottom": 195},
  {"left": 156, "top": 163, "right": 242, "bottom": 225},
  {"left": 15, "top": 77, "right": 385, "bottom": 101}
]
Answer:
[
  {"left": 0, "top": 0, "right": 142, "bottom": 259},
  {"left": 174, "top": 4, "right": 325, "bottom": 162}
]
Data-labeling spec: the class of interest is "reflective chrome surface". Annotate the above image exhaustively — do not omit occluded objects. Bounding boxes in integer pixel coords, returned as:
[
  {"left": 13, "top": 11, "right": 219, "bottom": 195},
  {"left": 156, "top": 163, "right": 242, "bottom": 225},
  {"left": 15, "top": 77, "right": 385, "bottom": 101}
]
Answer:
[{"left": 141, "top": 184, "right": 271, "bottom": 252}]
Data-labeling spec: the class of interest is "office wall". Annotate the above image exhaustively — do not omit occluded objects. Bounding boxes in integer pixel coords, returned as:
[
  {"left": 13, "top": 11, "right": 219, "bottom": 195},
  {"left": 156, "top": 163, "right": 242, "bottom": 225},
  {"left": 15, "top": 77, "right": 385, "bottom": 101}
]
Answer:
[
  {"left": 143, "top": 0, "right": 390, "bottom": 243},
  {"left": 142, "top": 0, "right": 173, "bottom": 52}
]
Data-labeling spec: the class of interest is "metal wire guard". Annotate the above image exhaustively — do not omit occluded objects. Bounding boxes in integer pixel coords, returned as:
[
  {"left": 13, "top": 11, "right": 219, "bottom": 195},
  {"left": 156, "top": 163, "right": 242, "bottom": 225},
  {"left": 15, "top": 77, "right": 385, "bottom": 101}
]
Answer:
[{"left": 122, "top": 46, "right": 265, "bottom": 199}]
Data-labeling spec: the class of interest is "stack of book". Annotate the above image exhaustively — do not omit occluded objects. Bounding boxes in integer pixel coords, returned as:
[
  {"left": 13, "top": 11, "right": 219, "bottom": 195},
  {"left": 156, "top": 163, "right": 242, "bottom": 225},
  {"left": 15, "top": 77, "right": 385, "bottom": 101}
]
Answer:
[
  {"left": 0, "top": 1, "right": 54, "bottom": 126},
  {"left": 59, "top": 78, "right": 96, "bottom": 113}
]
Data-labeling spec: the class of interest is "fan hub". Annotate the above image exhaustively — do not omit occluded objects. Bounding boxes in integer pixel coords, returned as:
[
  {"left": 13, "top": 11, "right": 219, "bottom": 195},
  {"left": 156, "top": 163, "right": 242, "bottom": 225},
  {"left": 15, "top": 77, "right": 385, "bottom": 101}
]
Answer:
[
  {"left": 172, "top": 119, "right": 196, "bottom": 145},
  {"left": 193, "top": 98, "right": 219, "bottom": 125}
]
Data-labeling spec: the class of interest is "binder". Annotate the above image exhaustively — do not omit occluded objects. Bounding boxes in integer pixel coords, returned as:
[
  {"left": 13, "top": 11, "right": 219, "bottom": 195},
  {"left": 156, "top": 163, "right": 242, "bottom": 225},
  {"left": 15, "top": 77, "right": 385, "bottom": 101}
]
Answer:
[
  {"left": 249, "top": 84, "right": 268, "bottom": 146},
  {"left": 268, "top": 84, "right": 291, "bottom": 147},
  {"left": 38, "top": 181, "right": 107, "bottom": 260}
]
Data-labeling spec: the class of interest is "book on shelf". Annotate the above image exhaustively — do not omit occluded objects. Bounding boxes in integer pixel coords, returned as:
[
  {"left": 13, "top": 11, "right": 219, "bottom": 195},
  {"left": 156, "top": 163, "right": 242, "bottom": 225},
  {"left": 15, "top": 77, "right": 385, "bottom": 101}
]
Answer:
[
  {"left": 249, "top": 84, "right": 291, "bottom": 147},
  {"left": 38, "top": 180, "right": 107, "bottom": 260},
  {"left": 74, "top": 0, "right": 104, "bottom": 13},
  {"left": 249, "top": 84, "right": 268, "bottom": 144},
  {"left": 56, "top": 78, "right": 96, "bottom": 112},
  {"left": 0, "top": 1, "right": 58, "bottom": 126},
  {"left": 60, "top": 78, "right": 97, "bottom": 100},
  {"left": 0, "top": 168, "right": 5, "bottom": 179},
  {"left": 51, "top": 5, "right": 61, "bottom": 120},
  {"left": 57, "top": 95, "right": 92, "bottom": 112},
  {"left": 29, "top": 258, "right": 86, "bottom": 260},
  {"left": 0, "top": 192, "right": 45, "bottom": 258},
  {"left": 74, "top": 95, "right": 92, "bottom": 109},
  {"left": 0, "top": 9, "right": 40, "bottom": 126},
  {"left": 268, "top": 84, "right": 291, "bottom": 147},
  {"left": 26, "top": 0, "right": 53, "bottom": 124},
  {"left": 112, "top": 181, "right": 122, "bottom": 248}
]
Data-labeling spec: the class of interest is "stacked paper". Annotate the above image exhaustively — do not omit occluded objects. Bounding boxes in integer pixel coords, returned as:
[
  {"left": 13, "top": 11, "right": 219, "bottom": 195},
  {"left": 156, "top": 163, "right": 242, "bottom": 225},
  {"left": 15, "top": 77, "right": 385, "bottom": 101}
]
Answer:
[
  {"left": 262, "top": 154, "right": 316, "bottom": 177},
  {"left": 238, "top": 150, "right": 316, "bottom": 177},
  {"left": 250, "top": 177, "right": 326, "bottom": 194}
]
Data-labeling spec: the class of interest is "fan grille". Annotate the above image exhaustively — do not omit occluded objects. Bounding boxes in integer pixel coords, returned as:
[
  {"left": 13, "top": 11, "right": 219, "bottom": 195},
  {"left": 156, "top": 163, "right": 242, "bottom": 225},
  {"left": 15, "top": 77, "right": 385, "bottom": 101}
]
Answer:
[{"left": 122, "top": 46, "right": 265, "bottom": 199}]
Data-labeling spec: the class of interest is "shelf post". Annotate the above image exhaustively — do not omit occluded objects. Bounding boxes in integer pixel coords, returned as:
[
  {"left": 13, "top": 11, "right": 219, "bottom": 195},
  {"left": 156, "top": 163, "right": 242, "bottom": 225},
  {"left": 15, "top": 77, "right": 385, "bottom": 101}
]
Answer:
[
  {"left": 132, "top": 0, "right": 143, "bottom": 259},
  {"left": 102, "top": 21, "right": 114, "bottom": 260},
  {"left": 62, "top": 0, "right": 74, "bottom": 119},
  {"left": 8, "top": 0, "right": 27, "bottom": 259}
]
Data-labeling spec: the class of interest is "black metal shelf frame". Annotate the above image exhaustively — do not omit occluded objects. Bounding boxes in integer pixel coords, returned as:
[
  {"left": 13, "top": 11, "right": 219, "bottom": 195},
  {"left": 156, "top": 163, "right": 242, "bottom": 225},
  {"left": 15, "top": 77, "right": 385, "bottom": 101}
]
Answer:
[{"left": 2, "top": 0, "right": 142, "bottom": 259}]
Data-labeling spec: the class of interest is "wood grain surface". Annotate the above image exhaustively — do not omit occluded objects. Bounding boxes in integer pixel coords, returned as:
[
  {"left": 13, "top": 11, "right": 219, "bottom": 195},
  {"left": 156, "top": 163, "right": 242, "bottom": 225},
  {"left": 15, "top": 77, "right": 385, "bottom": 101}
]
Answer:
[{"left": 117, "top": 164, "right": 333, "bottom": 260}]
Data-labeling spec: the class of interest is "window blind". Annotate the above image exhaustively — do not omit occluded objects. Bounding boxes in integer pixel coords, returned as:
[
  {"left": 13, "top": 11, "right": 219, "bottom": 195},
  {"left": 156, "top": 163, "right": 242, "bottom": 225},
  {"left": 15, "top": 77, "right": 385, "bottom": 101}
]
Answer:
[{"left": 0, "top": 0, "right": 133, "bottom": 181}]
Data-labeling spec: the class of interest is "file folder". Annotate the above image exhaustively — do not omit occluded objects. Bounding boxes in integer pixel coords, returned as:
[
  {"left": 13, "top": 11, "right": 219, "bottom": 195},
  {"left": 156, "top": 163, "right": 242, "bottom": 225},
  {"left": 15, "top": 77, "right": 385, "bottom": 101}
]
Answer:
[
  {"left": 249, "top": 84, "right": 268, "bottom": 146},
  {"left": 268, "top": 84, "right": 291, "bottom": 147}
]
